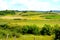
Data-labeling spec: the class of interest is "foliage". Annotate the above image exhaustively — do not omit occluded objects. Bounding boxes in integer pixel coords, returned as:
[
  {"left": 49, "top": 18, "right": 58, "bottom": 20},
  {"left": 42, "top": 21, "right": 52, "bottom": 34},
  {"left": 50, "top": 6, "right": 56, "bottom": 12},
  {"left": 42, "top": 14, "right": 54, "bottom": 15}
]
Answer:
[
  {"left": 54, "top": 25, "right": 60, "bottom": 40},
  {"left": 0, "top": 23, "right": 60, "bottom": 39},
  {"left": 40, "top": 24, "right": 53, "bottom": 35},
  {"left": 22, "top": 25, "right": 40, "bottom": 35},
  {"left": 0, "top": 10, "right": 15, "bottom": 15}
]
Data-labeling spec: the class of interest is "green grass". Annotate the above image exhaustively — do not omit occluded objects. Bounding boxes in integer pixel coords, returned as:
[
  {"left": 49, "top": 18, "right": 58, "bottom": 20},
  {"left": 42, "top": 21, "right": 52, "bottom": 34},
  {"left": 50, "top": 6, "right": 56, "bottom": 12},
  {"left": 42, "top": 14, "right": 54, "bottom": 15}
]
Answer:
[
  {"left": 0, "top": 11, "right": 60, "bottom": 40},
  {"left": 2, "top": 35, "right": 54, "bottom": 40},
  {"left": 0, "top": 19, "right": 60, "bottom": 27}
]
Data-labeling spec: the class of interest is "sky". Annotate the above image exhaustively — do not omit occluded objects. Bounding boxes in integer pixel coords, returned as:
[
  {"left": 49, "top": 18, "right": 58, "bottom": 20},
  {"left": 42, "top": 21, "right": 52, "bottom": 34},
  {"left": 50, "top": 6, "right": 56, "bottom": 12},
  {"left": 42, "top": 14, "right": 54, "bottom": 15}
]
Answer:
[{"left": 0, "top": 0, "right": 60, "bottom": 11}]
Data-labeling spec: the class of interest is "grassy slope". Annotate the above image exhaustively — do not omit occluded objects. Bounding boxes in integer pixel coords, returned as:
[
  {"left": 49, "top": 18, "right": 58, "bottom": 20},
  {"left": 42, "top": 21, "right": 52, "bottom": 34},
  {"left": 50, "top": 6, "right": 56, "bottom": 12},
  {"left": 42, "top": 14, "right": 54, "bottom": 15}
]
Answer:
[
  {"left": 0, "top": 12, "right": 60, "bottom": 40},
  {"left": 0, "top": 12, "right": 60, "bottom": 27}
]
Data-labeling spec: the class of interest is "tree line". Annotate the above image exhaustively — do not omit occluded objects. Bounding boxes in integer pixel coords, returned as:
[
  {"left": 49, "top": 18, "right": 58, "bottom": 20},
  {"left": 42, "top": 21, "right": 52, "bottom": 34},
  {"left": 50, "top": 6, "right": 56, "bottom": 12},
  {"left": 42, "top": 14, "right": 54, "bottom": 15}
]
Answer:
[{"left": 0, "top": 10, "right": 16, "bottom": 15}]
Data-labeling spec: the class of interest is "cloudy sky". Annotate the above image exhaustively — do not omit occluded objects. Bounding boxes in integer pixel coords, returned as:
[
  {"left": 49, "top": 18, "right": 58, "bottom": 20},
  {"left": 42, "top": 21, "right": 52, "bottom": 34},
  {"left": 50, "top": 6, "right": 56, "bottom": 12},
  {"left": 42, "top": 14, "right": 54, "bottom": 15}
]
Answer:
[{"left": 0, "top": 0, "right": 60, "bottom": 11}]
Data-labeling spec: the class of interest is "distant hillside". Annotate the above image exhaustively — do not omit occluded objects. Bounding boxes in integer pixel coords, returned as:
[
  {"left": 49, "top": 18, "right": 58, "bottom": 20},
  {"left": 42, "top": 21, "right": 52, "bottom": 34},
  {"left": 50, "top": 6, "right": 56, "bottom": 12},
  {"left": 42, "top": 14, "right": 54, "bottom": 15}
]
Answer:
[
  {"left": 0, "top": 10, "right": 60, "bottom": 16},
  {"left": 51, "top": 10, "right": 60, "bottom": 12}
]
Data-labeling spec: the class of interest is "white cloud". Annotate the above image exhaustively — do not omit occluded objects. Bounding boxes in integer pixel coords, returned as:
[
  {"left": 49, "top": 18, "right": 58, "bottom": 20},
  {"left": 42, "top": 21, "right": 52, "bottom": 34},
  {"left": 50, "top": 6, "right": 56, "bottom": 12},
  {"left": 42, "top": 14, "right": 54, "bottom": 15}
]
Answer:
[
  {"left": 0, "top": 0, "right": 8, "bottom": 10},
  {"left": 25, "top": 1, "right": 50, "bottom": 11},
  {"left": 9, "top": 0, "right": 50, "bottom": 11},
  {"left": 50, "top": 6, "right": 60, "bottom": 10},
  {"left": 53, "top": 0, "right": 59, "bottom": 2},
  {"left": 0, "top": 0, "right": 60, "bottom": 11}
]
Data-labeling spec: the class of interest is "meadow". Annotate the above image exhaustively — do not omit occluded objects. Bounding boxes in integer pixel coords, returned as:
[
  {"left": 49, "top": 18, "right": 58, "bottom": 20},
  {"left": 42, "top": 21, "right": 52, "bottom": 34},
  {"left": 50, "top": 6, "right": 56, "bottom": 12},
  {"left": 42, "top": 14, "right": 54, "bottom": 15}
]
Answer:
[{"left": 0, "top": 10, "right": 60, "bottom": 40}]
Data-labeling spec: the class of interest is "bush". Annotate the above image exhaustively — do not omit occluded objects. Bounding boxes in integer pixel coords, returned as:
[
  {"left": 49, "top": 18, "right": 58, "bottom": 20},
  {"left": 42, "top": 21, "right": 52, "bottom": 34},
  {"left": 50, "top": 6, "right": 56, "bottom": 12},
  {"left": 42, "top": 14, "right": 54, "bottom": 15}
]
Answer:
[
  {"left": 22, "top": 11, "right": 27, "bottom": 13},
  {"left": 54, "top": 25, "right": 60, "bottom": 40},
  {"left": 1, "top": 24, "right": 60, "bottom": 38},
  {"left": 0, "top": 24, "right": 9, "bottom": 29},
  {"left": 22, "top": 25, "right": 40, "bottom": 35},
  {"left": 27, "top": 25, "right": 40, "bottom": 35},
  {"left": 11, "top": 32, "right": 20, "bottom": 38},
  {"left": 0, "top": 25, "right": 22, "bottom": 38},
  {"left": 22, "top": 25, "right": 29, "bottom": 34},
  {"left": 0, "top": 29, "right": 12, "bottom": 38},
  {"left": 40, "top": 24, "right": 53, "bottom": 35}
]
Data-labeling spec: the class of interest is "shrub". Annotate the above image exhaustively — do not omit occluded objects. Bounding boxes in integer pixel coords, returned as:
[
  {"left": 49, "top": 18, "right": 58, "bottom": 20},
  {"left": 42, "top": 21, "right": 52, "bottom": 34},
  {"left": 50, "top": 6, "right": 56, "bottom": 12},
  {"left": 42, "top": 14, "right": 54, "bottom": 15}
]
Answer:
[
  {"left": 22, "top": 25, "right": 29, "bottom": 34},
  {"left": 0, "top": 24, "right": 9, "bottom": 29},
  {"left": 22, "top": 25, "right": 40, "bottom": 35},
  {"left": 9, "top": 25, "right": 22, "bottom": 34},
  {"left": 13, "top": 19, "right": 22, "bottom": 20},
  {"left": 27, "top": 25, "right": 40, "bottom": 35},
  {"left": 22, "top": 11, "right": 27, "bottom": 13},
  {"left": 11, "top": 32, "right": 20, "bottom": 38},
  {"left": 54, "top": 25, "right": 60, "bottom": 40},
  {"left": 0, "top": 29, "right": 11, "bottom": 38},
  {"left": 40, "top": 24, "right": 53, "bottom": 35}
]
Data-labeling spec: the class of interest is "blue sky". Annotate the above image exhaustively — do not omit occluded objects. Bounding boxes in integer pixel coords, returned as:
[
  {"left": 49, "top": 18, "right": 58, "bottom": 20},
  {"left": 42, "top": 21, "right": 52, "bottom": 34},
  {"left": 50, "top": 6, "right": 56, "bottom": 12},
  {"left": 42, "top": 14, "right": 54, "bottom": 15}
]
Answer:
[{"left": 0, "top": 0, "right": 60, "bottom": 11}]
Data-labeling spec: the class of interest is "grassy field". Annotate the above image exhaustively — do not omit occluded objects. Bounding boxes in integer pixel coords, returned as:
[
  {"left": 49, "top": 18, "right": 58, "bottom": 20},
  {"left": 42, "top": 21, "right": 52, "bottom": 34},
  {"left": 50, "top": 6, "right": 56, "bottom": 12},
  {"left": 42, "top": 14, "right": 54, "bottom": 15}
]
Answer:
[
  {"left": 0, "top": 19, "right": 60, "bottom": 27},
  {"left": 2, "top": 35, "right": 54, "bottom": 40},
  {"left": 0, "top": 11, "right": 60, "bottom": 40},
  {"left": 0, "top": 12, "right": 60, "bottom": 27}
]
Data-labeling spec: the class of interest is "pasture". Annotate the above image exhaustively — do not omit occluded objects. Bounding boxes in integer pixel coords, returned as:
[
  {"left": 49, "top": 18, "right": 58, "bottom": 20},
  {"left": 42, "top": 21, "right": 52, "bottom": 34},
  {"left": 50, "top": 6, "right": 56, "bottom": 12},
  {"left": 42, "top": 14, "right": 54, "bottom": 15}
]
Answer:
[
  {"left": 0, "top": 11, "right": 60, "bottom": 40},
  {"left": 0, "top": 11, "right": 60, "bottom": 27}
]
